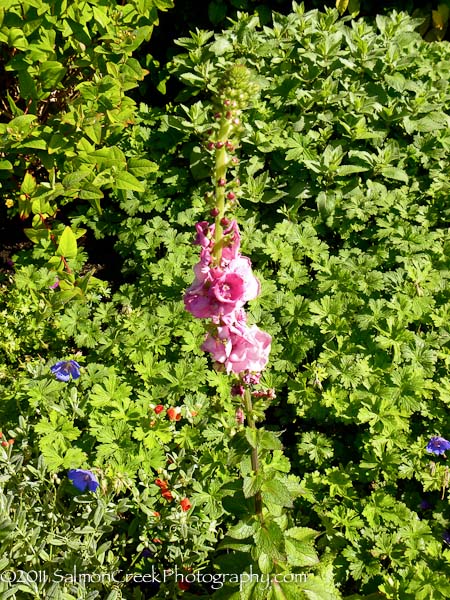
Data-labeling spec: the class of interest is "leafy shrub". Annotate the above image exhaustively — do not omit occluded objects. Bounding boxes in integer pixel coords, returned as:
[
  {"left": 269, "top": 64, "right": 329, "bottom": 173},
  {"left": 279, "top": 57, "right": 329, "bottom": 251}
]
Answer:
[
  {"left": 0, "top": 0, "right": 173, "bottom": 299},
  {"left": 110, "top": 4, "right": 450, "bottom": 597}
]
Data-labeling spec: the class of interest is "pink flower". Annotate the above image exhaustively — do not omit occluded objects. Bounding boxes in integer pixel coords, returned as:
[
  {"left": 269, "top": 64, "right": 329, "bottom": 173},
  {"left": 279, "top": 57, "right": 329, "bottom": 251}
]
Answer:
[
  {"left": 202, "top": 321, "right": 271, "bottom": 374},
  {"left": 184, "top": 224, "right": 259, "bottom": 321}
]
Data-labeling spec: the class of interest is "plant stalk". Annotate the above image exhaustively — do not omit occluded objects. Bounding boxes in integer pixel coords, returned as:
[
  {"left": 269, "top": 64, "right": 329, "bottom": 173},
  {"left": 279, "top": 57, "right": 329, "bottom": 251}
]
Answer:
[
  {"left": 212, "top": 118, "right": 232, "bottom": 265},
  {"left": 243, "top": 387, "right": 263, "bottom": 520}
]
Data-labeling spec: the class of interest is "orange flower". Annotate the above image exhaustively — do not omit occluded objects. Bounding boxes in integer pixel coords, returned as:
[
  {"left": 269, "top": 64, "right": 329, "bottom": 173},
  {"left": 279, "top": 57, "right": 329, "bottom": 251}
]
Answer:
[
  {"left": 180, "top": 497, "right": 191, "bottom": 512},
  {"left": 167, "top": 407, "right": 181, "bottom": 421},
  {"left": 161, "top": 489, "right": 173, "bottom": 501},
  {"left": 155, "top": 478, "right": 169, "bottom": 490}
]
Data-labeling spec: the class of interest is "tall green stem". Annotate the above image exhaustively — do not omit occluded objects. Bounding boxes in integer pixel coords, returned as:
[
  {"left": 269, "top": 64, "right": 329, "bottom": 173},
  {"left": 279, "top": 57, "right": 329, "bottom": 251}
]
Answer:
[
  {"left": 243, "top": 387, "right": 263, "bottom": 520},
  {"left": 212, "top": 119, "right": 232, "bottom": 265}
]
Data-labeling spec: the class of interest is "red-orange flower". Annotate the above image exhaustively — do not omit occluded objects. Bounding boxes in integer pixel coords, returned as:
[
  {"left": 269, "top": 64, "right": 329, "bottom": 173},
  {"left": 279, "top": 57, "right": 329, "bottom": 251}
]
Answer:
[
  {"left": 161, "top": 489, "right": 173, "bottom": 501},
  {"left": 167, "top": 407, "right": 181, "bottom": 421},
  {"left": 178, "top": 579, "right": 190, "bottom": 591},
  {"left": 155, "top": 478, "right": 169, "bottom": 490},
  {"left": 180, "top": 498, "right": 191, "bottom": 512},
  {"left": 154, "top": 404, "right": 164, "bottom": 414}
]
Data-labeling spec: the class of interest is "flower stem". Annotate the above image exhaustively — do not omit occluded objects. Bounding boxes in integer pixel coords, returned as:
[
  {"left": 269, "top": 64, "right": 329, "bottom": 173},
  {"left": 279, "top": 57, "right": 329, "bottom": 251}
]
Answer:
[
  {"left": 243, "top": 387, "right": 263, "bottom": 520},
  {"left": 212, "top": 119, "right": 232, "bottom": 265}
]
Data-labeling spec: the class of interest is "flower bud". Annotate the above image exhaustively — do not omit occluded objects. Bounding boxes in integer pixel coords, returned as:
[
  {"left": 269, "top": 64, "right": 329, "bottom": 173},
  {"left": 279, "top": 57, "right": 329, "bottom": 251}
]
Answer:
[
  {"left": 242, "top": 372, "right": 261, "bottom": 385},
  {"left": 220, "top": 217, "right": 230, "bottom": 226},
  {"left": 235, "top": 407, "right": 245, "bottom": 424},
  {"left": 227, "top": 192, "right": 236, "bottom": 201},
  {"left": 218, "top": 178, "right": 226, "bottom": 187},
  {"left": 210, "top": 207, "right": 219, "bottom": 217},
  {"left": 215, "top": 141, "right": 224, "bottom": 149},
  {"left": 206, "top": 141, "right": 215, "bottom": 150},
  {"left": 231, "top": 384, "right": 245, "bottom": 397}
]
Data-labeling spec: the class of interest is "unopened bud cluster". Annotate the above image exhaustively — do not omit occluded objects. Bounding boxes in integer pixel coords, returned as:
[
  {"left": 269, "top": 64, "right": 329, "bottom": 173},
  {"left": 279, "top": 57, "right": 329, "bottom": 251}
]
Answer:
[{"left": 201, "top": 65, "right": 259, "bottom": 262}]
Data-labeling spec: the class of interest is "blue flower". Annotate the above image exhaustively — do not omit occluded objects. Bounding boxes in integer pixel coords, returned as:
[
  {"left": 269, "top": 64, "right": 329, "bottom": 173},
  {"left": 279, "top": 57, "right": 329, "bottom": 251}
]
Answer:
[
  {"left": 50, "top": 360, "right": 81, "bottom": 382},
  {"left": 68, "top": 469, "right": 99, "bottom": 492},
  {"left": 426, "top": 436, "right": 450, "bottom": 456},
  {"left": 419, "top": 499, "right": 432, "bottom": 511}
]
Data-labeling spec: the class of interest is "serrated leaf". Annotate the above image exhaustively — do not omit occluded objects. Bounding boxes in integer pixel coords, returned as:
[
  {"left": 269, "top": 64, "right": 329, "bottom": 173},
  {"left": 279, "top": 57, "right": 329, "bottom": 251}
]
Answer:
[
  {"left": 258, "top": 552, "right": 272, "bottom": 574},
  {"left": 285, "top": 527, "right": 319, "bottom": 567},
  {"left": 336, "top": 164, "right": 369, "bottom": 176},
  {"left": 262, "top": 478, "right": 293, "bottom": 507},
  {"left": 243, "top": 474, "right": 264, "bottom": 498},
  {"left": 254, "top": 521, "right": 285, "bottom": 560},
  {"left": 380, "top": 166, "right": 408, "bottom": 183},
  {"left": 227, "top": 521, "right": 256, "bottom": 540}
]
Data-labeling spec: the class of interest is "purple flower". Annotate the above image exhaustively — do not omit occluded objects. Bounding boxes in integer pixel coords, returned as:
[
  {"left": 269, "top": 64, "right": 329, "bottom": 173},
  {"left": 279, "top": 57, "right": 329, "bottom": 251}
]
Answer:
[
  {"left": 68, "top": 469, "right": 99, "bottom": 492},
  {"left": 443, "top": 531, "right": 450, "bottom": 545},
  {"left": 419, "top": 499, "right": 432, "bottom": 511},
  {"left": 50, "top": 360, "right": 81, "bottom": 382},
  {"left": 426, "top": 436, "right": 450, "bottom": 456}
]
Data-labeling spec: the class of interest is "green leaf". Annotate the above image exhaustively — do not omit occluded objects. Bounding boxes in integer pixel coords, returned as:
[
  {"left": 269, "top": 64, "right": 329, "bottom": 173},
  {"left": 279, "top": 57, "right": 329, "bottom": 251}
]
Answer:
[
  {"left": 114, "top": 171, "right": 145, "bottom": 192},
  {"left": 254, "top": 521, "right": 285, "bottom": 560},
  {"left": 336, "top": 0, "right": 349, "bottom": 15},
  {"left": 56, "top": 226, "right": 78, "bottom": 259},
  {"left": 262, "top": 478, "right": 293, "bottom": 508},
  {"left": 284, "top": 527, "right": 319, "bottom": 567},
  {"left": 24, "top": 228, "right": 50, "bottom": 244},
  {"left": 39, "top": 61, "right": 67, "bottom": 89},
  {"left": 227, "top": 521, "right": 256, "bottom": 540},
  {"left": 380, "top": 166, "right": 408, "bottom": 183},
  {"left": 127, "top": 158, "right": 158, "bottom": 177},
  {"left": 259, "top": 430, "right": 283, "bottom": 451},
  {"left": 20, "top": 172, "right": 36, "bottom": 195},
  {"left": 336, "top": 165, "right": 369, "bottom": 176},
  {"left": 243, "top": 474, "right": 264, "bottom": 498}
]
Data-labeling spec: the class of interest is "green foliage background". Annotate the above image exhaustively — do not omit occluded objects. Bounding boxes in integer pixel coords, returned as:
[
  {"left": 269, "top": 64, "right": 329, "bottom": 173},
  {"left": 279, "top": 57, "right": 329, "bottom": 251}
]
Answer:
[{"left": 1, "top": 1, "right": 450, "bottom": 599}]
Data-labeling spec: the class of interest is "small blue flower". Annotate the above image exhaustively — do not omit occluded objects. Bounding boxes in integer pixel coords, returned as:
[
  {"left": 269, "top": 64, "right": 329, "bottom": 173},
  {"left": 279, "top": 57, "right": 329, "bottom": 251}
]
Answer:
[
  {"left": 419, "top": 499, "right": 432, "bottom": 511},
  {"left": 68, "top": 469, "right": 99, "bottom": 492},
  {"left": 426, "top": 436, "right": 450, "bottom": 456},
  {"left": 50, "top": 360, "right": 81, "bottom": 382}
]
